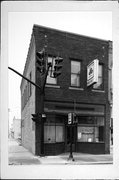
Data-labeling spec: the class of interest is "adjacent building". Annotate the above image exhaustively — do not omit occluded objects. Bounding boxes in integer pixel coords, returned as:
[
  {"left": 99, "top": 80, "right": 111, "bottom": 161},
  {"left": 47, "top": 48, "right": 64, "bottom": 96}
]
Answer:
[
  {"left": 20, "top": 24, "right": 112, "bottom": 156},
  {"left": 12, "top": 117, "right": 21, "bottom": 139}
]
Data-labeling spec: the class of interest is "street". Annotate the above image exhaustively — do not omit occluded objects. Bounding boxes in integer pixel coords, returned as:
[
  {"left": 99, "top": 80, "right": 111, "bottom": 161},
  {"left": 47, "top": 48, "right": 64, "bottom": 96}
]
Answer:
[{"left": 8, "top": 138, "right": 113, "bottom": 165}]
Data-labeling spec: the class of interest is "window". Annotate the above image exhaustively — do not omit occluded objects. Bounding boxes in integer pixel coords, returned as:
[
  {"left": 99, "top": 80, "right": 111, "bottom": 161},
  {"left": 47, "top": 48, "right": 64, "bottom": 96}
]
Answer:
[
  {"left": 77, "top": 116, "right": 104, "bottom": 142},
  {"left": 29, "top": 72, "right": 32, "bottom": 96},
  {"left": 71, "top": 61, "right": 81, "bottom": 87},
  {"left": 44, "top": 115, "right": 64, "bottom": 143},
  {"left": 44, "top": 125, "right": 55, "bottom": 143},
  {"left": 93, "top": 64, "right": 103, "bottom": 89},
  {"left": 46, "top": 56, "right": 57, "bottom": 84},
  {"left": 56, "top": 126, "right": 64, "bottom": 142},
  {"left": 44, "top": 125, "right": 64, "bottom": 143},
  {"left": 21, "top": 119, "right": 24, "bottom": 127},
  {"left": 32, "top": 121, "right": 35, "bottom": 131}
]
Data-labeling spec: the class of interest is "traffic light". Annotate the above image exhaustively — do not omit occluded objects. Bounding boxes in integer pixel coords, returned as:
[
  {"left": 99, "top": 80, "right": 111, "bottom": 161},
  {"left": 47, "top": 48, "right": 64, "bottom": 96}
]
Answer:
[
  {"left": 36, "top": 50, "right": 45, "bottom": 74},
  {"left": 68, "top": 113, "right": 72, "bottom": 125},
  {"left": 72, "top": 113, "right": 78, "bottom": 124},
  {"left": 31, "top": 113, "right": 39, "bottom": 122},
  {"left": 53, "top": 56, "right": 63, "bottom": 78},
  {"left": 68, "top": 113, "right": 78, "bottom": 125},
  {"left": 31, "top": 113, "right": 47, "bottom": 123},
  {"left": 42, "top": 113, "right": 47, "bottom": 122}
]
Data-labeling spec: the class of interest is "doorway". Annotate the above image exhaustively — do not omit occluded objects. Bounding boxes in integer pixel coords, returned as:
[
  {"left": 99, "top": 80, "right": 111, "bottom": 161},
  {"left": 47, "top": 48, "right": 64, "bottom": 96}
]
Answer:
[{"left": 66, "top": 125, "right": 77, "bottom": 152}]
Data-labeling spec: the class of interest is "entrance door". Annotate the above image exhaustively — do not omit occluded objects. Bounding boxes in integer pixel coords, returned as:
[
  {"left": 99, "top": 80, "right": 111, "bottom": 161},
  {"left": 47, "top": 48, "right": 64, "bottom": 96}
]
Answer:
[{"left": 66, "top": 125, "right": 77, "bottom": 152}]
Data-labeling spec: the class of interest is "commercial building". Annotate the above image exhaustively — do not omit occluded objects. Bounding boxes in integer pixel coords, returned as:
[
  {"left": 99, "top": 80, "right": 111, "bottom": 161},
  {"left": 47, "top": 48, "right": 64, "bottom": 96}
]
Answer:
[{"left": 20, "top": 24, "right": 112, "bottom": 156}]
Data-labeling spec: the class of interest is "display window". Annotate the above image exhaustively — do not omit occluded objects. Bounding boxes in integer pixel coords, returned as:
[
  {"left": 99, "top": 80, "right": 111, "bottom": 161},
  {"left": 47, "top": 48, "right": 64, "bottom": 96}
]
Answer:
[
  {"left": 77, "top": 116, "right": 104, "bottom": 142},
  {"left": 44, "top": 115, "right": 65, "bottom": 143},
  {"left": 44, "top": 124, "right": 64, "bottom": 143}
]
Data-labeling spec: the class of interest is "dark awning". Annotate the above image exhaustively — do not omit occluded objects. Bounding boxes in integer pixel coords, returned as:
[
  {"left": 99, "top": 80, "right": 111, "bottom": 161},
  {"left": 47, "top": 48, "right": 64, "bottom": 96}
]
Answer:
[{"left": 44, "top": 108, "right": 104, "bottom": 116}]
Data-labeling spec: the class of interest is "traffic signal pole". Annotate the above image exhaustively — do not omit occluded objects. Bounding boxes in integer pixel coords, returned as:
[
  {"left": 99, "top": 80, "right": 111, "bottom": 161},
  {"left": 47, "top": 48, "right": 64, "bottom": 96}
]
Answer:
[
  {"left": 68, "top": 125, "right": 74, "bottom": 161},
  {"left": 38, "top": 63, "right": 52, "bottom": 156},
  {"left": 67, "top": 112, "right": 77, "bottom": 161}
]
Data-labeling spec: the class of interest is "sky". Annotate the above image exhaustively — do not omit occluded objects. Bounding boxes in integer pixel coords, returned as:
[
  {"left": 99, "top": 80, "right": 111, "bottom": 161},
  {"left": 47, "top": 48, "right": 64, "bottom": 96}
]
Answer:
[{"left": 8, "top": 11, "right": 112, "bottom": 128}]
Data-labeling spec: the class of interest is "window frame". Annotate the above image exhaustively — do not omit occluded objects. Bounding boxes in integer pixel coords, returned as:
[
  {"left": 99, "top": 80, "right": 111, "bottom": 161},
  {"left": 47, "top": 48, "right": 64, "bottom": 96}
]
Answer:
[
  {"left": 70, "top": 60, "right": 81, "bottom": 88},
  {"left": 44, "top": 124, "right": 65, "bottom": 143},
  {"left": 46, "top": 55, "right": 57, "bottom": 85}
]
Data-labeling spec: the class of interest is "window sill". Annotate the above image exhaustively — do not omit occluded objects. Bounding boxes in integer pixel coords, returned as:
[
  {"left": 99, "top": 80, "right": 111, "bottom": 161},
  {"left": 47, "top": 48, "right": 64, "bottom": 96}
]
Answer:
[
  {"left": 92, "top": 89, "right": 105, "bottom": 93},
  {"left": 69, "top": 87, "right": 84, "bottom": 91},
  {"left": 45, "top": 84, "right": 60, "bottom": 88}
]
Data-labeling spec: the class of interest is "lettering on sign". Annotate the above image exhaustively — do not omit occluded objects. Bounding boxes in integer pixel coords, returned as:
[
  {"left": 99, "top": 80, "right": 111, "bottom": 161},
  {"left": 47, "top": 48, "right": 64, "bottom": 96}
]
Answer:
[{"left": 79, "top": 127, "right": 94, "bottom": 134}]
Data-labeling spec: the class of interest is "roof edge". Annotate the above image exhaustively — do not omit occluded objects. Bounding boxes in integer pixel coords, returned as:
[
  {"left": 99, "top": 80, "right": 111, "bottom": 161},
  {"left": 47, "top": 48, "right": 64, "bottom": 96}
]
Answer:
[{"left": 33, "top": 24, "right": 112, "bottom": 43}]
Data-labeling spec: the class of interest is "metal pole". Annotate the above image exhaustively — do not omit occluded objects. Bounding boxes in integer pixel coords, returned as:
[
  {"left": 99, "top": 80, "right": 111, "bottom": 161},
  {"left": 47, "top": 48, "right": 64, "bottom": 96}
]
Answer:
[
  {"left": 8, "top": 67, "right": 41, "bottom": 90},
  {"left": 68, "top": 125, "right": 74, "bottom": 161}
]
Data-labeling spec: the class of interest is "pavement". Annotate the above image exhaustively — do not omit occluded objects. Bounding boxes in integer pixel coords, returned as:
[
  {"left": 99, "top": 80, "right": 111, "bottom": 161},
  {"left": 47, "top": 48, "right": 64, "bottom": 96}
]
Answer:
[
  {"left": 8, "top": 138, "right": 113, "bottom": 165},
  {"left": 8, "top": 139, "right": 41, "bottom": 165}
]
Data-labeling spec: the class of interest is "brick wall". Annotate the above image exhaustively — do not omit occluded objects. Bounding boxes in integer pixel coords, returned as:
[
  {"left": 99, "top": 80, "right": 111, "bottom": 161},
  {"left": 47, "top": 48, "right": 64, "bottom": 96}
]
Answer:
[
  {"left": 33, "top": 25, "right": 109, "bottom": 106},
  {"left": 21, "top": 34, "right": 36, "bottom": 154},
  {"left": 33, "top": 25, "right": 111, "bottom": 154}
]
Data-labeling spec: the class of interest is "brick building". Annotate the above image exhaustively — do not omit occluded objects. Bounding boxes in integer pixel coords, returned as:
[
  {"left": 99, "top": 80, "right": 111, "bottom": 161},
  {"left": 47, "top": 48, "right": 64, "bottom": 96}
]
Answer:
[{"left": 20, "top": 24, "right": 112, "bottom": 156}]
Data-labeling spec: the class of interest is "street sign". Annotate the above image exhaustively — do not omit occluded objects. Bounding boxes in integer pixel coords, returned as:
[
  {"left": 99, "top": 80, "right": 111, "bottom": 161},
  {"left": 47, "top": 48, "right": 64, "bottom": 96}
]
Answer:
[{"left": 87, "top": 59, "right": 99, "bottom": 86}]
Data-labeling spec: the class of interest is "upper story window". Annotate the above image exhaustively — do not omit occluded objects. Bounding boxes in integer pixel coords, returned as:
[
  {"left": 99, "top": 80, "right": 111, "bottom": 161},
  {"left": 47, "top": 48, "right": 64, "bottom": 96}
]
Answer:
[
  {"left": 93, "top": 64, "right": 103, "bottom": 90},
  {"left": 22, "top": 72, "right": 32, "bottom": 110},
  {"left": 46, "top": 56, "right": 57, "bottom": 85},
  {"left": 71, "top": 60, "right": 81, "bottom": 87}
]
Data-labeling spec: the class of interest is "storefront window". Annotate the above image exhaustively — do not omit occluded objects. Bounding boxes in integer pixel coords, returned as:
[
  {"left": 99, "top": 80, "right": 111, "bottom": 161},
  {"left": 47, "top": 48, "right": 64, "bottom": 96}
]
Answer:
[
  {"left": 44, "top": 125, "right": 55, "bottom": 143},
  {"left": 44, "top": 125, "right": 64, "bottom": 143},
  {"left": 44, "top": 112, "right": 65, "bottom": 144},
  {"left": 56, "top": 126, "right": 64, "bottom": 142},
  {"left": 77, "top": 116, "right": 104, "bottom": 142}
]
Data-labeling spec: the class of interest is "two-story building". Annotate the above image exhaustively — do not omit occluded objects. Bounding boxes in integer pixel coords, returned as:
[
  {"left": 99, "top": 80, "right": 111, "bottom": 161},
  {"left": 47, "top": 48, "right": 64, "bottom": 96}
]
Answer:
[{"left": 20, "top": 24, "right": 112, "bottom": 156}]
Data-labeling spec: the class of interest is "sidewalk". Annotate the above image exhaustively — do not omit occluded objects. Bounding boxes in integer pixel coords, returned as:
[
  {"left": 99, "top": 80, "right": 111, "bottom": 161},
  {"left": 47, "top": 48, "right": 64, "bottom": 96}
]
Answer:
[
  {"left": 8, "top": 138, "right": 113, "bottom": 165},
  {"left": 8, "top": 138, "right": 41, "bottom": 165},
  {"left": 38, "top": 151, "right": 113, "bottom": 165}
]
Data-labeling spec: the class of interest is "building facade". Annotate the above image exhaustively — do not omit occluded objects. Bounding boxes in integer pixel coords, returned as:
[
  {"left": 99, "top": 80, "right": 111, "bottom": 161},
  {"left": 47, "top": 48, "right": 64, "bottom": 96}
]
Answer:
[
  {"left": 20, "top": 25, "right": 112, "bottom": 156},
  {"left": 12, "top": 117, "right": 21, "bottom": 139}
]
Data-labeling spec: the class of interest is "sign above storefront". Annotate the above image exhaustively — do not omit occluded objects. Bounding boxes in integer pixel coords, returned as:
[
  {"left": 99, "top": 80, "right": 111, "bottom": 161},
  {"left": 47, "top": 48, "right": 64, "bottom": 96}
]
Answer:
[{"left": 87, "top": 59, "right": 99, "bottom": 87}]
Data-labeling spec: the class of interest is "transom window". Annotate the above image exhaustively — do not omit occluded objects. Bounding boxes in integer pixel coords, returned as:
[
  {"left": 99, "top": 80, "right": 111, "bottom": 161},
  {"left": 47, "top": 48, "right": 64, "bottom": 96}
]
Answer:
[
  {"left": 46, "top": 56, "right": 57, "bottom": 84},
  {"left": 93, "top": 64, "right": 103, "bottom": 90},
  {"left": 71, "top": 61, "right": 81, "bottom": 87}
]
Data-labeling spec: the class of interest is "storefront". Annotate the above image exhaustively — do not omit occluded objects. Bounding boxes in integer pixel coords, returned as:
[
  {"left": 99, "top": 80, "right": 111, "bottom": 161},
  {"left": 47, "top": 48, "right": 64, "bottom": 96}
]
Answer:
[
  {"left": 43, "top": 103, "right": 105, "bottom": 155},
  {"left": 76, "top": 115, "right": 105, "bottom": 154}
]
